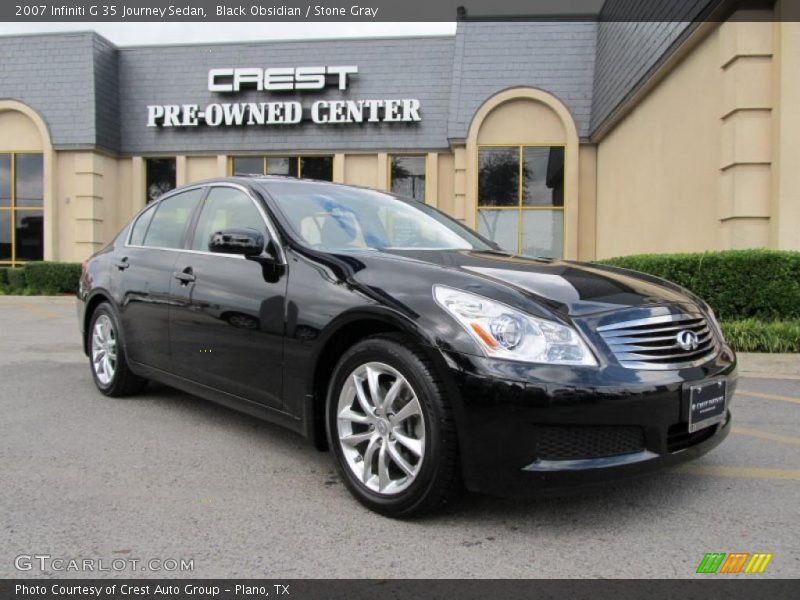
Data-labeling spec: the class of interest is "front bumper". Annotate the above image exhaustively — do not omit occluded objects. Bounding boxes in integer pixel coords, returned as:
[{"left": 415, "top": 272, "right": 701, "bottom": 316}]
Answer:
[{"left": 441, "top": 345, "right": 737, "bottom": 498}]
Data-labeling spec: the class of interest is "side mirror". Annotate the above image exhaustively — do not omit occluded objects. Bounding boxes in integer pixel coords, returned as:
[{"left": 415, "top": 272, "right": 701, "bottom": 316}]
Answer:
[{"left": 208, "top": 227, "right": 265, "bottom": 257}]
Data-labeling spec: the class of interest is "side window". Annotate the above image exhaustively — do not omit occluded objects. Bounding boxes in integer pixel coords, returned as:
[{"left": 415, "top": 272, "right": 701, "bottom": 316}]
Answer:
[
  {"left": 191, "top": 187, "right": 267, "bottom": 252},
  {"left": 142, "top": 188, "right": 204, "bottom": 249},
  {"left": 128, "top": 204, "right": 156, "bottom": 246}
]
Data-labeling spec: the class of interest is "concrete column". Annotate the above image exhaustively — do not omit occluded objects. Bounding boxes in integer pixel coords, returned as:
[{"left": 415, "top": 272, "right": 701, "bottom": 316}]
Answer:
[
  {"left": 175, "top": 155, "right": 188, "bottom": 186},
  {"left": 453, "top": 146, "right": 467, "bottom": 223},
  {"left": 376, "top": 153, "right": 389, "bottom": 190},
  {"left": 577, "top": 145, "right": 597, "bottom": 261},
  {"left": 717, "top": 12, "right": 774, "bottom": 249},
  {"left": 771, "top": 11, "right": 800, "bottom": 250},
  {"left": 425, "top": 153, "right": 438, "bottom": 208},
  {"left": 131, "top": 156, "right": 145, "bottom": 213},
  {"left": 333, "top": 153, "right": 345, "bottom": 183},
  {"left": 73, "top": 152, "right": 105, "bottom": 258},
  {"left": 216, "top": 155, "right": 228, "bottom": 176}
]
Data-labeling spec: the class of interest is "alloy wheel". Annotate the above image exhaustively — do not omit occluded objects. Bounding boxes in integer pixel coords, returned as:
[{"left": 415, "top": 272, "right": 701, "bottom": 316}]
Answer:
[
  {"left": 336, "top": 362, "right": 426, "bottom": 495},
  {"left": 91, "top": 314, "right": 118, "bottom": 386}
]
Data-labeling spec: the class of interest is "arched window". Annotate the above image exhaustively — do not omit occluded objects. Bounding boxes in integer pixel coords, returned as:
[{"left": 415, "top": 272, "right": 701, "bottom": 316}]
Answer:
[
  {"left": 477, "top": 145, "right": 564, "bottom": 258},
  {"left": 0, "top": 152, "right": 44, "bottom": 265}
]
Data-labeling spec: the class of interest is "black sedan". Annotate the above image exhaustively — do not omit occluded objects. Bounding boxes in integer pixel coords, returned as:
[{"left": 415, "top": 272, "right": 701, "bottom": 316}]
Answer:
[{"left": 77, "top": 177, "right": 736, "bottom": 517}]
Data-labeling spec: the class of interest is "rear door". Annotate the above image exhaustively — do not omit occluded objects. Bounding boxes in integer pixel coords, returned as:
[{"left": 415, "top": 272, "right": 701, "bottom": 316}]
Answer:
[
  {"left": 169, "top": 184, "right": 287, "bottom": 409},
  {"left": 115, "top": 187, "right": 205, "bottom": 370}
]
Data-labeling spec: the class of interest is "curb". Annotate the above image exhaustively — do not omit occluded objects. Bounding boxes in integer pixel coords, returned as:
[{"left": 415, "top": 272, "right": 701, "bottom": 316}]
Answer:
[{"left": 737, "top": 352, "right": 800, "bottom": 380}]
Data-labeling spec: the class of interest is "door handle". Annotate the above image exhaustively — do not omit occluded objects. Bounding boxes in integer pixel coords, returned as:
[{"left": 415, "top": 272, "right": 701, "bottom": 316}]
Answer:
[
  {"left": 114, "top": 257, "right": 130, "bottom": 270},
  {"left": 173, "top": 267, "right": 196, "bottom": 284}
]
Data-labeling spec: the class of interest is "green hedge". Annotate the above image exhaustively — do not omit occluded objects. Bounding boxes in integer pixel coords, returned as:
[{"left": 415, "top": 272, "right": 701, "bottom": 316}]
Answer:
[
  {"left": 6, "top": 266, "right": 28, "bottom": 290},
  {"left": 0, "top": 262, "right": 81, "bottom": 294},
  {"left": 721, "top": 319, "right": 800, "bottom": 353},
  {"left": 596, "top": 249, "right": 800, "bottom": 321},
  {"left": 0, "top": 267, "right": 9, "bottom": 286},
  {"left": 23, "top": 262, "right": 82, "bottom": 294}
]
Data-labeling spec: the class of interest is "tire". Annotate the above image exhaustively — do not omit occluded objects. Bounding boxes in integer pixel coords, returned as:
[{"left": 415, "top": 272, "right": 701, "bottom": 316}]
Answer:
[
  {"left": 88, "top": 302, "right": 148, "bottom": 397},
  {"left": 326, "top": 334, "right": 461, "bottom": 517}
]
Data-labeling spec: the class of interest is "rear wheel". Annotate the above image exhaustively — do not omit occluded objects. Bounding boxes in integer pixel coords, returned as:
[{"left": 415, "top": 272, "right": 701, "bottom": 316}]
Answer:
[
  {"left": 326, "top": 335, "right": 461, "bottom": 517},
  {"left": 88, "top": 303, "right": 147, "bottom": 397}
]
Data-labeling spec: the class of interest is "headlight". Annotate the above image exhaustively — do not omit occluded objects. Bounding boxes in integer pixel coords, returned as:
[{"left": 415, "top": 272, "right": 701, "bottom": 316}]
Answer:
[{"left": 433, "top": 285, "right": 597, "bottom": 366}]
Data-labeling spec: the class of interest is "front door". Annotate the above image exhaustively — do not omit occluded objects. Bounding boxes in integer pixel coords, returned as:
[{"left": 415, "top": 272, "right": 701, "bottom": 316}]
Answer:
[{"left": 169, "top": 185, "right": 287, "bottom": 409}]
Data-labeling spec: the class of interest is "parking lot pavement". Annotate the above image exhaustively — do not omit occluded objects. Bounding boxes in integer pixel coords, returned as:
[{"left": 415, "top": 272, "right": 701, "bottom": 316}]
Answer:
[{"left": 1, "top": 296, "right": 798, "bottom": 579}]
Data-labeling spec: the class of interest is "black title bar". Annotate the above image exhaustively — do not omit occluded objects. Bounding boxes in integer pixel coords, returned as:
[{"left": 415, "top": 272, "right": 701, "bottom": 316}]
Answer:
[
  {"left": 3, "top": 579, "right": 800, "bottom": 600},
  {"left": 3, "top": 0, "right": 800, "bottom": 23}
]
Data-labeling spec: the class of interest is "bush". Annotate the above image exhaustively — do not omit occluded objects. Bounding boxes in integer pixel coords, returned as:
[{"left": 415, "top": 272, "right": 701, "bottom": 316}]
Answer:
[
  {"left": 721, "top": 319, "right": 800, "bottom": 353},
  {"left": 1, "top": 262, "right": 81, "bottom": 294},
  {"left": 6, "top": 266, "right": 27, "bottom": 290},
  {"left": 23, "top": 262, "right": 82, "bottom": 294},
  {"left": 596, "top": 249, "right": 800, "bottom": 321},
  {"left": 0, "top": 266, "right": 8, "bottom": 285}
]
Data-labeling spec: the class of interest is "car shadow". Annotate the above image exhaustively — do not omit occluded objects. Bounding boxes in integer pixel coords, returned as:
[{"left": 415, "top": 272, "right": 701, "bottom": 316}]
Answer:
[{"left": 126, "top": 381, "right": 701, "bottom": 528}]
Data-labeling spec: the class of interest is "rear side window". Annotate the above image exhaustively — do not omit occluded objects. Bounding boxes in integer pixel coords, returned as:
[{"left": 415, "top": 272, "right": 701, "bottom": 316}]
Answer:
[
  {"left": 190, "top": 187, "right": 267, "bottom": 251},
  {"left": 143, "top": 188, "right": 204, "bottom": 249},
  {"left": 128, "top": 205, "right": 156, "bottom": 246}
]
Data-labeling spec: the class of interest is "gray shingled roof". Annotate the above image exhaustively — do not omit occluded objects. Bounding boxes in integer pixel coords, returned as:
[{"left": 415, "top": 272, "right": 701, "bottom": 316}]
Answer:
[{"left": 0, "top": 11, "right": 711, "bottom": 153}]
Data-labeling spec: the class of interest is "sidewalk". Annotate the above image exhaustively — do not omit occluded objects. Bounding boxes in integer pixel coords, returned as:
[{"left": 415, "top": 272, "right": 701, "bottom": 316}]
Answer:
[{"left": 738, "top": 353, "right": 800, "bottom": 380}]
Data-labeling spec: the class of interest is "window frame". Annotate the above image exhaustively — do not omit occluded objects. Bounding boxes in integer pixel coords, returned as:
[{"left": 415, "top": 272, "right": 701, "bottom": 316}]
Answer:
[
  {"left": 476, "top": 143, "right": 567, "bottom": 258},
  {"left": 125, "top": 182, "right": 286, "bottom": 264},
  {"left": 187, "top": 185, "right": 272, "bottom": 254},
  {"left": 0, "top": 151, "right": 44, "bottom": 267},
  {"left": 388, "top": 154, "right": 427, "bottom": 202},
  {"left": 144, "top": 156, "right": 178, "bottom": 204},
  {"left": 228, "top": 155, "right": 334, "bottom": 181}
]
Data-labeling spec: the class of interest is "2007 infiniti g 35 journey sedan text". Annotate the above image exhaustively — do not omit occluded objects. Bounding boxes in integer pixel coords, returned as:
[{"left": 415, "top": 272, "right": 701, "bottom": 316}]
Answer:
[{"left": 77, "top": 176, "right": 736, "bottom": 517}]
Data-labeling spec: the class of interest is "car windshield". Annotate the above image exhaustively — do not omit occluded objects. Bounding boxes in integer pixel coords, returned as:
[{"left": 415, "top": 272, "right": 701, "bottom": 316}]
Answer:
[{"left": 262, "top": 180, "right": 493, "bottom": 252}]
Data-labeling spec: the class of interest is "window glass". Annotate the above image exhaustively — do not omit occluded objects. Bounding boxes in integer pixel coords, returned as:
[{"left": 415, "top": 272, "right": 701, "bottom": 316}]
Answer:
[
  {"left": 478, "top": 145, "right": 565, "bottom": 258},
  {"left": 0, "top": 153, "right": 44, "bottom": 264},
  {"left": 391, "top": 156, "right": 426, "bottom": 201},
  {"left": 145, "top": 158, "right": 176, "bottom": 203},
  {"left": 521, "top": 210, "right": 564, "bottom": 258},
  {"left": 267, "top": 157, "right": 298, "bottom": 177},
  {"left": 15, "top": 154, "right": 44, "bottom": 208},
  {"left": 265, "top": 180, "right": 490, "bottom": 251},
  {"left": 129, "top": 205, "right": 157, "bottom": 246},
  {"left": 191, "top": 187, "right": 267, "bottom": 252},
  {"left": 300, "top": 156, "right": 333, "bottom": 181},
  {"left": 14, "top": 211, "right": 44, "bottom": 260},
  {"left": 523, "top": 147, "right": 564, "bottom": 207},
  {"left": 0, "top": 154, "right": 10, "bottom": 208},
  {"left": 478, "top": 147, "right": 519, "bottom": 207},
  {"left": 0, "top": 211, "right": 10, "bottom": 261},
  {"left": 232, "top": 157, "right": 264, "bottom": 175},
  {"left": 477, "top": 209, "right": 519, "bottom": 255},
  {"left": 143, "top": 188, "right": 203, "bottom": 249}
]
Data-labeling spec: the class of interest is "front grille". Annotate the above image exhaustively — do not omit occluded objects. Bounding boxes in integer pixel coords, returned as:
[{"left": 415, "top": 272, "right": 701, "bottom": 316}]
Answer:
[
  {"left": 667, "top": 422, "right": 717, "bottom": 452},
  {"left": 597, "top": 313, "right": 717, "bottom": 370},
  {"left": 534, "top": 425, "right": 645, "bottom": 461}
]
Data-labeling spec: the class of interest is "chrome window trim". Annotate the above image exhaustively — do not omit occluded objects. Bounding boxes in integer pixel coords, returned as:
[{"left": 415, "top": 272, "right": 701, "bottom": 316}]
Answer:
[{"left": 125, "top": 182, "right": 287, "bottom": 265}]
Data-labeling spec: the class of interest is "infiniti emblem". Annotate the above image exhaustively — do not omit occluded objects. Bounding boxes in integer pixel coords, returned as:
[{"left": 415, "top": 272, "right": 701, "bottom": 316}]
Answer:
[{"left": 676, "top": 330, "right": 699, "bottom": 351}]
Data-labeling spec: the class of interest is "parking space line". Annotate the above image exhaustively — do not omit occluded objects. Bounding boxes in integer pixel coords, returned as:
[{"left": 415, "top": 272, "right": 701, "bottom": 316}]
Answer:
[
  {"left": 733, "top": 427, "right": 800, "bottom": 446},
  {"left": 741, "top": 372, "right": 800, "bottom": 381},
  {"left": 678, "top": 465, "right": 800, "bottom": 480},
  {"left": 736, "top": 390, "right": 800, "bottom": 405}
]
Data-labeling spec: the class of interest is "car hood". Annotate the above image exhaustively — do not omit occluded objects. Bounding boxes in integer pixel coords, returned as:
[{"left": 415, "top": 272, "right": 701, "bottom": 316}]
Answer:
[{"left": 374, "top": 249, "right": 698, "bottom": 317}]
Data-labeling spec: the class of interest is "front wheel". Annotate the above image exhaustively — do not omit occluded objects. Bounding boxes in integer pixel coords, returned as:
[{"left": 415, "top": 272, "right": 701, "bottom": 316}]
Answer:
[
  {"left": 326, "top": 335, "right": 461, "bottom": 517},
  {"left": 88, "top": 302, "right": 147, "bottom": 397}
]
